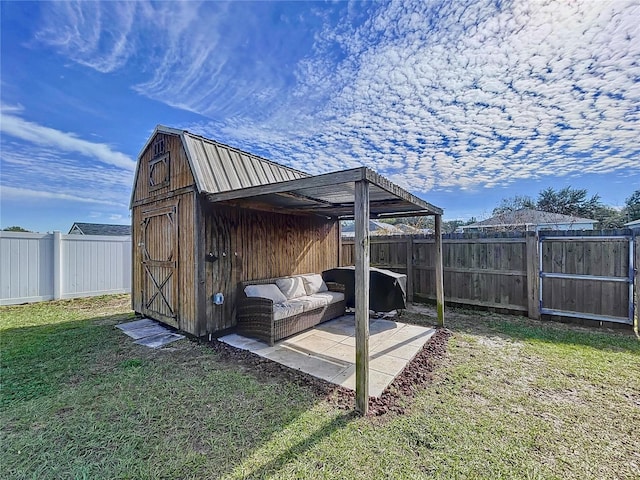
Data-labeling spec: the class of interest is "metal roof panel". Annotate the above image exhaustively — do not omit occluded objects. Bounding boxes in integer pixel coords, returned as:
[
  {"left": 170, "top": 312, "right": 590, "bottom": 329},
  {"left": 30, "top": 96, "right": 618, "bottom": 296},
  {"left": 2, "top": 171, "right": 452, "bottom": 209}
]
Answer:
[{"left": 181, "top": 132, "right": 308, "bottom": 195}]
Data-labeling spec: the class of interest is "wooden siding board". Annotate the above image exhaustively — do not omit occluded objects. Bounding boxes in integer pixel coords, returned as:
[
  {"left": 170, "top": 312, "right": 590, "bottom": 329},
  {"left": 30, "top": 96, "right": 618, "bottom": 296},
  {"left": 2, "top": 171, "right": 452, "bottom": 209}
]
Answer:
[
  {"left": 196, "top": 197, "right": 208, "bottom": 336},
  {"left": 177, "top": 193, "right": 198, "bottom": 334}
]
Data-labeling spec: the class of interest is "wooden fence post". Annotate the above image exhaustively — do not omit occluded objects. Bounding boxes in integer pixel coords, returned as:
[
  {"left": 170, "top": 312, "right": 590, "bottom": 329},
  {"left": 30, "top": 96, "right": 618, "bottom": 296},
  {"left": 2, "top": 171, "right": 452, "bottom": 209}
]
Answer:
[
  {"left": 338, "top": 221, "right": 343, "bottom": 267},
  {"left": 434, "top": 215, "right": 445, "bottom": 327},
  {"left": 526, "top": 231, "right": 540, "bottom": 320},
  {"left": 53, "top": 231, "right": 62, "bottom": 300},
  {"left": 406, "top": 235, "right": 414, "bottom": 303},
  {"left": 634, "top": 235, "right": 639, "bottom": 335}
]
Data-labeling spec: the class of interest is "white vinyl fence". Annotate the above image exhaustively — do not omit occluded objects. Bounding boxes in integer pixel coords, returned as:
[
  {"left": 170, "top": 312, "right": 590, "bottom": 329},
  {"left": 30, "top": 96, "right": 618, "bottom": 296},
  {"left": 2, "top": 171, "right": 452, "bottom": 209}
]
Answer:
[{"left": 0, "top": 231, "right": 131, "bottom": 306}]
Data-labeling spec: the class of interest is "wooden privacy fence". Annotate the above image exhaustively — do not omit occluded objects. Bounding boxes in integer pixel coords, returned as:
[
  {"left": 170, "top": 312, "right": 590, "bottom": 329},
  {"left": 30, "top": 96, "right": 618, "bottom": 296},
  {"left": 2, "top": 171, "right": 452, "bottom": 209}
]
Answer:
[
  {"left": 539, "top": 230, "right": 635, "bottom": 325},
  {"left": 341, "top": 230, "right": 639, "bottom": 328},
  {"left": 0, "top": 231, "right": 131, "bottom": 306}
]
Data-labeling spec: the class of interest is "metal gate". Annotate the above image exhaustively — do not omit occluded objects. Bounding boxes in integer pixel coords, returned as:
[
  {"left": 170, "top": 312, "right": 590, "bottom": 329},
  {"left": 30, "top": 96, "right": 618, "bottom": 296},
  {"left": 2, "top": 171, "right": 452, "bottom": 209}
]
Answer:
[{"left": 539, "top": 232, "right": 634, "bottom": 325}]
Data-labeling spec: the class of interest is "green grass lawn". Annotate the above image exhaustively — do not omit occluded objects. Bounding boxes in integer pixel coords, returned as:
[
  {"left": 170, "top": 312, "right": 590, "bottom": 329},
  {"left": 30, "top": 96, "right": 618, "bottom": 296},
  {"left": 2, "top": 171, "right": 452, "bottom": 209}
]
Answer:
[{"left": 1, "top": 295, "right": 639, "bottom": 479}]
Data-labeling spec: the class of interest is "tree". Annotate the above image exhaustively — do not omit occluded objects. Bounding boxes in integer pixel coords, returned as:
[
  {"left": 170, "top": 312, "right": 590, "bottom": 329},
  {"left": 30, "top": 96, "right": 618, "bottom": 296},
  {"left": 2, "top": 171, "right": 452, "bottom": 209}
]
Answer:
[
  {"left": 492, "top": 195, "right": 536, "bottom": 215},
  {"left": 2, "top": 226, "right": 30, "bottom": 232},
  {"left": 536, "top": 186, "right": 602, "bottom": 218},
  {"left": 593, "top": 205, "right": 625, "bottom": 229},
  {"left": 624, "top": 189, "right": 640, "bottom": 222}
]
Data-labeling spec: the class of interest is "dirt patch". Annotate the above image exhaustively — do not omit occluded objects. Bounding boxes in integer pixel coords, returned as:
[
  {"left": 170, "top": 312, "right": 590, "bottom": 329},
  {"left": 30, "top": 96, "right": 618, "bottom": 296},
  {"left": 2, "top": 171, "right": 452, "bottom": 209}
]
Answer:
[{"left": 207, "top": 328, "right": 452, "bottom": 417}]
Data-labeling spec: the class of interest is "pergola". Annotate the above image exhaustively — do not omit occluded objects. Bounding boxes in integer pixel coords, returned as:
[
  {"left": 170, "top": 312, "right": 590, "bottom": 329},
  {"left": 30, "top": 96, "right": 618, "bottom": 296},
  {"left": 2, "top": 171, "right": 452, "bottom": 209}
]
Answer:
[{"left": 207, "top": 166, "right": 445, "bottom": 415}]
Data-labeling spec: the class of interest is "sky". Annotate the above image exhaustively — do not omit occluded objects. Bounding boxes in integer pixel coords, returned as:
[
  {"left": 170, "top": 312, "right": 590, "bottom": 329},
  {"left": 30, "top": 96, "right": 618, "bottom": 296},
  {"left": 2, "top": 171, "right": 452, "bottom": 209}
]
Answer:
[{"left": 1, "top": 0, "right": 639, "bottom": 233}]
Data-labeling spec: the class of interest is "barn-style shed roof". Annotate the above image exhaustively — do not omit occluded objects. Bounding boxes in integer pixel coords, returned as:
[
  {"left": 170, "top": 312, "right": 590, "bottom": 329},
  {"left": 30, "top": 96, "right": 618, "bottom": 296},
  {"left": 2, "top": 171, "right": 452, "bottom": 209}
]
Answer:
[{"left": 135, "top": 125, "right": 442, "bottom": 219}]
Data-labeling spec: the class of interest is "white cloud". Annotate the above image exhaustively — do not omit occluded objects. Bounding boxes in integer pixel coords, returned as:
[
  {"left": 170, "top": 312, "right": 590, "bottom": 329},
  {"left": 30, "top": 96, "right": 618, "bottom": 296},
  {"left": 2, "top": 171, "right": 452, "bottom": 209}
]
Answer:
[
  {"left": 0, "top": 110, "right": 136, "bottom": 171},
  {"left": 0, "top": 110, "right": 134, "bottom": 213},
  {"left": 32, "top": 0, "right": 640, "bottom": 196},
  {"left": 34, "top": 1, "right": 138, "bottom": 73},
  {"left": 1, "top": 145, "right": 132, "bottom": 193},
  {"left": 0, "top": 185, "right": 125, "bottom": 207},
  {"left": 0, "top": 103, "right": 25, "bottom": 114}
]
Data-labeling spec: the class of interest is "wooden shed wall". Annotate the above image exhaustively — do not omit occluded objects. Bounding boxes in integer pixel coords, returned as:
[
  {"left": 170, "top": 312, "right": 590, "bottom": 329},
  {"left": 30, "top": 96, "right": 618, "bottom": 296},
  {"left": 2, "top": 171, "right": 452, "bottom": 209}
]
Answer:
[
  {"left": 199, "top": 202, "right": 340, "bottom": 333},
  {"left": 131, "top": 132, "right": 200, "bottom": 334},
  {"left": 132, "top": 133, "right": 195, "bottom": 204}
]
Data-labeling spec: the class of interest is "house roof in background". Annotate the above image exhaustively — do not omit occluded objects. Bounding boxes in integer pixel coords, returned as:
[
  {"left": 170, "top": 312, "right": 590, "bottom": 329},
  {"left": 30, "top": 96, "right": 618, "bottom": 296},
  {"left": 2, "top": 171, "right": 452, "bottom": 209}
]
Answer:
[
  {"left": 341, "top": 221, "right": 424, "bottom": 236},
  {"left": 624, "top": 218, "right": 640, "bottom": 228},
  {"left": 69, "top": 222, "right": 131, "bottom": 236},
  {"left": 341, "top": 220, "right": 403, "bottom": 236},
  {"left": 465, "top": 209, "right": 597, "bottom": 228}
]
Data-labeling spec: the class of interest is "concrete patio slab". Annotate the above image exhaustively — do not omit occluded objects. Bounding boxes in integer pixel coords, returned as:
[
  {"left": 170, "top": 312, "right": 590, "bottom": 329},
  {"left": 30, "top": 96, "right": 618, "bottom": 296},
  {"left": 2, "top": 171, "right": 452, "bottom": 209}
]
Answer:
[
  {"left": 218, "top": 314, "right": 436, "bottom": 398},
  {"left": 329, "top": 365, "right": 395, "bottom": 397}
]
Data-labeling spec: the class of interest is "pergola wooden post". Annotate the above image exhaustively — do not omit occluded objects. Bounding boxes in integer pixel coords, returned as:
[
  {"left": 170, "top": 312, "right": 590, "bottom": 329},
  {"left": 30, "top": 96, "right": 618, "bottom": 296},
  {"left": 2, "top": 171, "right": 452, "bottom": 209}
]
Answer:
[
  {"left": 354, "top": 179, "right": 370, "bottom": 415},
  {"left": 434, "top": 214, "right": 445, "bottom": 327}
]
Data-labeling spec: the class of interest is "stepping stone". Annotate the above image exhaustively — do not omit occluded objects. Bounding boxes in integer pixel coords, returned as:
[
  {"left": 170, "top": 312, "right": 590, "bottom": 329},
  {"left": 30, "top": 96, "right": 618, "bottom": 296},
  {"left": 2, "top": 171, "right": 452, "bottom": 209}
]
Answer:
[
  {"left": 116, "top": 318, "right": 157, "bottom": 332},
  {"left": 117, "top": 318, "right": 185, "bottom": 348},
  {"left": 120, "top": 323, "right": 172, "bottom": 340},
  {"left": 134, "top": 332, "right": 185, "bottom": 349}
]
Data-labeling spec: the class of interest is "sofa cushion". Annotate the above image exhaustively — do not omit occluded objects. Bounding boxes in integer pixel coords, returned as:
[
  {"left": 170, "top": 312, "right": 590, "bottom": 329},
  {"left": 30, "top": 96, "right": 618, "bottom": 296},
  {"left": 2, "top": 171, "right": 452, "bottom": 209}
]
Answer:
[
  {"left": 276, "top": 276, "right": 307, "bottom": 299},
  {"left": 244, "top": 284, "right": 287, "bottom": 304},
  {"left": 291, "top": 295, "right": 327, "bottom": 312},
  {"left": 301, "top": 274, "right": 328, "bottom": 295},
  {"left": 310, "top": 291, "right": 345, "bottom": 305},
  {"left": 284, "top": 297, "right": 312, "bottom": 312},
  {"left": 273, "top": 302, "right": 304, "bottom": 321}
]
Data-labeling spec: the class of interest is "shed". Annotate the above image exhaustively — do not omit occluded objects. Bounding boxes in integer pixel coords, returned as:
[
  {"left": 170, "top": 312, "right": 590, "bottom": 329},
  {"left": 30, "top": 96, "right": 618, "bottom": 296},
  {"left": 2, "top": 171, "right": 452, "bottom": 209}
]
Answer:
[{"left": 130, "top": 125, "right": 444, "bottom": 339}]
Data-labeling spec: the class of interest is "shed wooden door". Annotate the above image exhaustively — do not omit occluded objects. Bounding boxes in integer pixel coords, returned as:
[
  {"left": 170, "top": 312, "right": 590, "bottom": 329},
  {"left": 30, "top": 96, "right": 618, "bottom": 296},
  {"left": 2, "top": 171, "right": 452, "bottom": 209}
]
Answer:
[{"left": 140, "top": 205, "right": 178, "bottom": 327}]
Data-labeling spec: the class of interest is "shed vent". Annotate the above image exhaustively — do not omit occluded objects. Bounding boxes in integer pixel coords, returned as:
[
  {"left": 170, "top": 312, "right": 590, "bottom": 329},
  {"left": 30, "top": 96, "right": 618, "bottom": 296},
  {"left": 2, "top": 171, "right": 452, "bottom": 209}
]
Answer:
[
  {"left": 149, "top": 134, "right": 169, "bottom": 191},
  {"left": 153, "top": 134, "right": 166, "bottom": 157}
]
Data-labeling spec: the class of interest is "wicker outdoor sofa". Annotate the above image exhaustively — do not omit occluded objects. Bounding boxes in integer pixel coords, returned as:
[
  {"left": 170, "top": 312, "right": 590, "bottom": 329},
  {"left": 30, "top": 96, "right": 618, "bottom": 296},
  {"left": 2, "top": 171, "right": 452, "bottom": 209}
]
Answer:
[{"left": 237, "top": 274, "right": 346, "bottom": 345}]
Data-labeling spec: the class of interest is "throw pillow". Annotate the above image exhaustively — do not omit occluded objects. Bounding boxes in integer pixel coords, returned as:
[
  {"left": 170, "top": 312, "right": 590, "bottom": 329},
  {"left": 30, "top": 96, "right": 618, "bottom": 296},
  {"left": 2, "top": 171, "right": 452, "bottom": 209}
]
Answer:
[
  {"left": 301, "top": 274, "right": 328, "bottom": 295},
  {"left": 244, "top": 284, "right": 287, "bottom": 304},
  {"left": 275, "top": 276, "right": 307, "bottom": 299}
]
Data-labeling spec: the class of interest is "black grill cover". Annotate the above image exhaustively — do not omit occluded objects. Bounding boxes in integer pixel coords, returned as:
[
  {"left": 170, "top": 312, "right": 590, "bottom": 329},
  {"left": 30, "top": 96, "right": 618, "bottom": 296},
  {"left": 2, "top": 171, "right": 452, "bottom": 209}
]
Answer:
[{"left": 322, "top": 266, "right": 407, "bottom": 312}]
